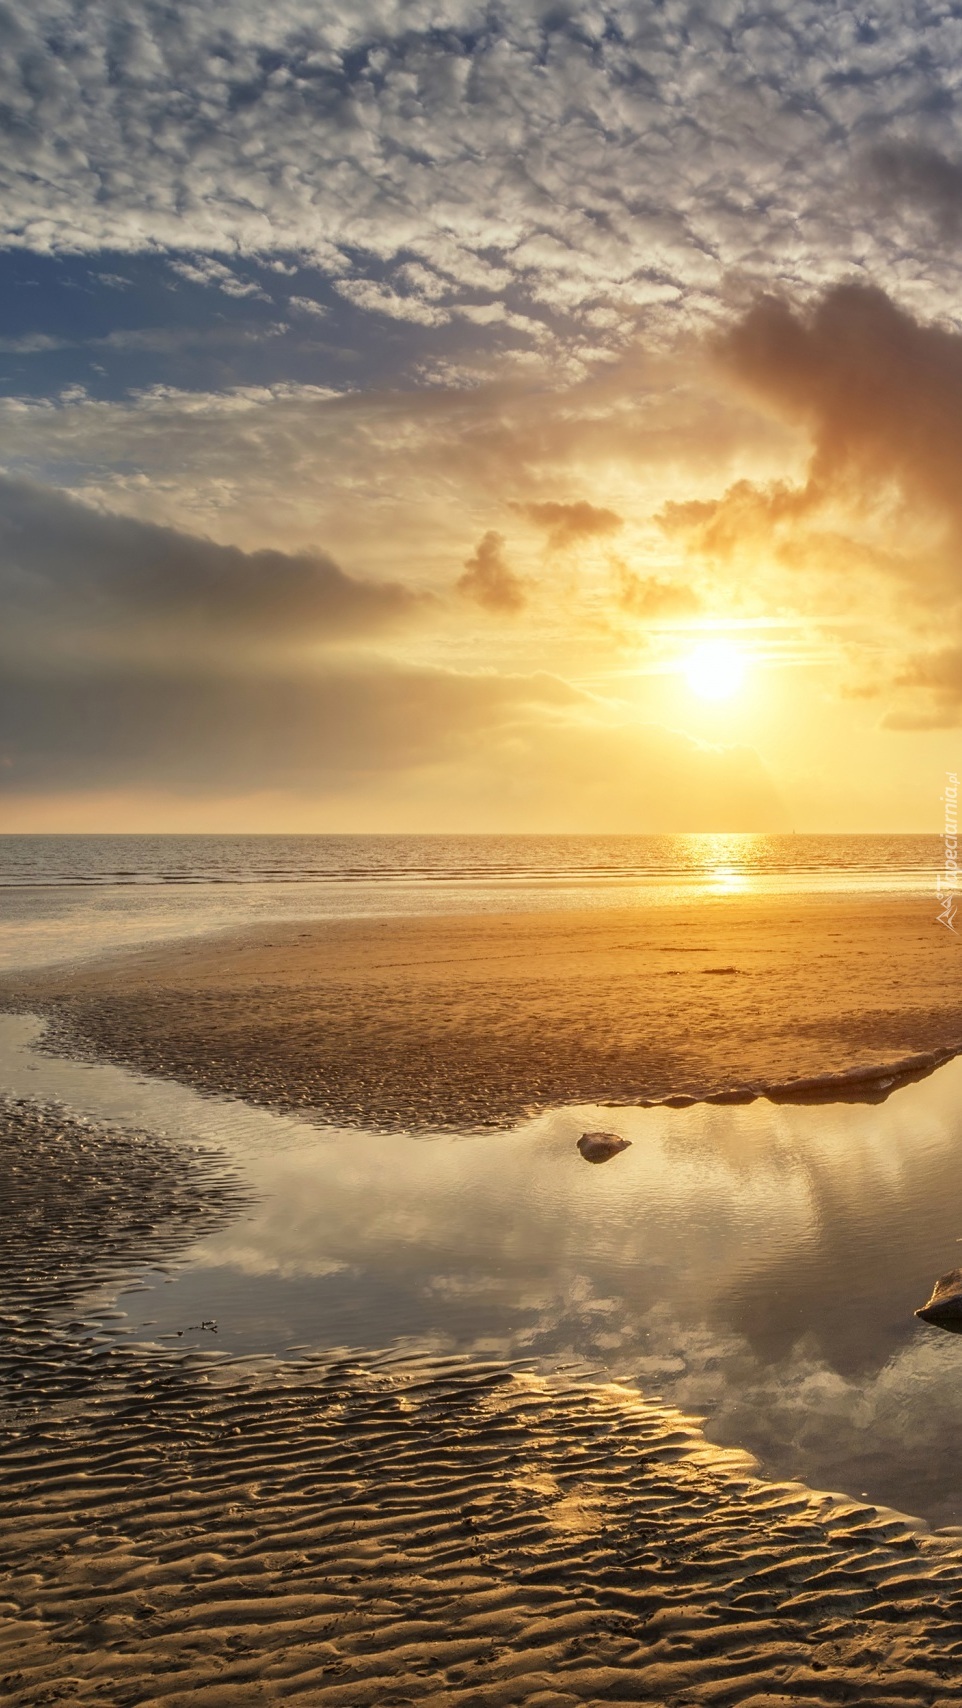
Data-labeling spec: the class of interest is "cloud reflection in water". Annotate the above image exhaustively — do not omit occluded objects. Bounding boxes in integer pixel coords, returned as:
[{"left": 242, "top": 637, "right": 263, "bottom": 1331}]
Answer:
[{"left": 157, "top": 1061, "right": 962, "bottom": 1527}]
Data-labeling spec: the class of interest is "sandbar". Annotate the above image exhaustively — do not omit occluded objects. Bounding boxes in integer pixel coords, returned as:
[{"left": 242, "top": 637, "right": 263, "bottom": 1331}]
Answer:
[{"left": 6, "top": 892, "right": 962, "bottom": 1127}]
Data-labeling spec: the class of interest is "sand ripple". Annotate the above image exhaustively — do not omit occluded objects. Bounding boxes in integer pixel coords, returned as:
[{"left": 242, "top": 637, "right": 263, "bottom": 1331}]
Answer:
[
  {"left": 5, "top": 1349, "right": 962, "bottom": 1705},
  {"left": 3, "top": 1099, "right": 962, "bottom": 1704},
  {"left": 0, "top": 1096, "right": 247, "bottom": 1323}
]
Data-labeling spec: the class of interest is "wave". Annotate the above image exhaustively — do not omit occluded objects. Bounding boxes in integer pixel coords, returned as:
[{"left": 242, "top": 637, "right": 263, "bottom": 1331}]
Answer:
[{"left": 0, "top": 831, "right": 944, "bottom": 890}]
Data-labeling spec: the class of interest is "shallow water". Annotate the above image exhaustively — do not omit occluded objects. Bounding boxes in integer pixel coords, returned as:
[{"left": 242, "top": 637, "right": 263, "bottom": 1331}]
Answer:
[
  {"left": 0, "top": 830, "right": 939, "bottom": 968},
  {"left": 4, "top": 1011, "right": 962, "bottom": 1529}
]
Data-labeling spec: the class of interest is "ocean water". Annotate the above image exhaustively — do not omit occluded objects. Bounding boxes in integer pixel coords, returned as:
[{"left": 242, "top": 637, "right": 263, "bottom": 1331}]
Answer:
[
  {"left": 0, "top": 831, "right": 943, "bottom": 969},
  {"left": 0, "top": 830, "right": 943, "bottom": 887}
]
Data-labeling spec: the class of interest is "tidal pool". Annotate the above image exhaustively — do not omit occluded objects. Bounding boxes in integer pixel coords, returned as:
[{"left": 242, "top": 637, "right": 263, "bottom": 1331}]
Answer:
[{"left": 3, "top": 1010, "right": 962, "bottom": 1528}]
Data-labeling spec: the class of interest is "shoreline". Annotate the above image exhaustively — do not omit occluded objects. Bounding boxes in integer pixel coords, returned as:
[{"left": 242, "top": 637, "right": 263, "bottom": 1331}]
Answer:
[{"left": 5, "top": 892, "right": 962, "bottom": 1128}]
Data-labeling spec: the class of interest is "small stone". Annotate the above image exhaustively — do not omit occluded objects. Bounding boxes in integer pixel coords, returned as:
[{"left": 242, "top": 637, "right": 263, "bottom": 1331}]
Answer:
[
  {"left": 577, "top": 1131, "right": 631, "bottom": 1165},
  {"left": 915, "top": 1269, "right": 962, "bottom": 1330}
]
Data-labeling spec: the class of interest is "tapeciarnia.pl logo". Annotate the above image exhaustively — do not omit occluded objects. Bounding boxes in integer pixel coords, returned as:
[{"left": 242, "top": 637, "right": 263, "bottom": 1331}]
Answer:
[{"left": 938, "top": 771, "right": 959, "bottom": 932}]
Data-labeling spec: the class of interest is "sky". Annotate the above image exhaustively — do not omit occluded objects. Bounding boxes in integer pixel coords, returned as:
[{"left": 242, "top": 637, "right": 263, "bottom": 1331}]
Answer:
[{"left": 3, "top": 2, "right": 962, "bottom": 832}]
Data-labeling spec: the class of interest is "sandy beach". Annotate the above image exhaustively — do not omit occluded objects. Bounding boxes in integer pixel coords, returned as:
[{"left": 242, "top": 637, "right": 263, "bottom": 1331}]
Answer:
[
  {"left": 6, "top": 892, "right": 962, "bottom": 1128},
  {"left": 6, "top": 892, "right": 962, "bottom": 1702}
]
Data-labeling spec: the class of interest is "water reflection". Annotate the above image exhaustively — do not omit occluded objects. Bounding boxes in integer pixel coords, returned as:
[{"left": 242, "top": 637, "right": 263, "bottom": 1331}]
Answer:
[
  {"left": 685, "top": 831, "right": 762, "bottom": 892},
  {"left": 4, "top": 1013, "right": 962, "bottom": 1527},
  {"left": 709, "top": 863, "right": 749, "bottom": 894}
]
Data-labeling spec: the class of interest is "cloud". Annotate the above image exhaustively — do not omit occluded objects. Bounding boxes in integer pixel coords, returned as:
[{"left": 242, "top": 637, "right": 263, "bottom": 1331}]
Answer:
[
  {"left": 883, "top": 647, "right": 962, "bottom": 727},
  {"left": 0, "top": 660, "right": 570, "bottom": 793},
  {"left": 0, "top": 323, "right": 293, "bottom": 360},
  {"left": 712, "top": 285, "right": 962, "bottom": 559},
  {"left": 395, "top": 263, "right": 450, "bottom": 302},
  {"left": 92, "top": 323, "right": 290, "bottom": 354},
  {"left": 169, "top": 257, "right": 269, "bottom": 300},
  {"left": 615, "top": 567, "right": 701, "bottom": 620},
  {"left": 334, "top": 279, "right": 451, "bottom": 327},
  {"left": 867, "top": 141, "right": 962, "bottom": 240},
  {"left": 288, "top": 296, "right": 327, "bottom": 318},
  {"left": 0, "top": 654, "right": 783, "bottom": 831},
  {"left": 717, "top": 284, "right": 962, "bottom": 532},
  {"left": 513, "top": 499, "right": 623, "bottom": 551},
  {"left": 457, "top": 530, "right": 526, "bottom": 613},
  {"left": 0, "top": 333, "right": 67, "bottom": 354},
  {"left": 6, "top": 3, "right": 962, "bottom": 358},
  {"left": 0, "top": 473, "right": 425, "bottom": 665},
  {"left": 657, "top": 281, "right": 962, "bottom": 717}
]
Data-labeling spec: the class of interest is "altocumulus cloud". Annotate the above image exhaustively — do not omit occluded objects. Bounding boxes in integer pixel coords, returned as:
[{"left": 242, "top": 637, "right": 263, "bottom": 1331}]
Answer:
[{"left": 7, "top": 1, "right": 962, "bottom": 351}]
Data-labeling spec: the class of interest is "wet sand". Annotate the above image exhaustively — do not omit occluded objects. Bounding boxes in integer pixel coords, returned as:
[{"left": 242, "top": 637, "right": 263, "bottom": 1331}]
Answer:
[
  {"left": 5, "top": 1093, "right": 962, "bottom": 1707},
  {"left": 6, "top": 897, "right": 962, "bottom": 1701},
  {"left": 5, "top": 893, "right": 962, "bottom": 1128},
  {"left": 10, "top": 1361, "right": 962, "bottom": 1707}
]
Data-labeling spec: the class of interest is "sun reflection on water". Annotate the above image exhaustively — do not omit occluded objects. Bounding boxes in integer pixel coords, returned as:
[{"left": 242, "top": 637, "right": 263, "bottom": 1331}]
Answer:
[
  {"left": 709, "top": 863, "right": 749, "bottom": 894},
  {"left": 685, "top": 832, "right": 767, "bottom": 894}
]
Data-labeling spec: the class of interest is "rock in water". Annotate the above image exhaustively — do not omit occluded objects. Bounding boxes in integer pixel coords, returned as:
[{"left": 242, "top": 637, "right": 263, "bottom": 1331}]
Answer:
[
  {"left": 915, "top": 1269, "right": 962, "bottom": 1330},
  {"left": 577, "top": 1131, "right": 631, "bottom": 1165}
]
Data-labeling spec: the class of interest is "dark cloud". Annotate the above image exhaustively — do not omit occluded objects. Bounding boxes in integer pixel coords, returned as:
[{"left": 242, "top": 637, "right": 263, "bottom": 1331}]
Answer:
[
  {"left": 0, "top": 474, "right": 425, "bottom": 662},
  {"left": 0, "top": 663, "right": 572, "bottom": 793},
  {"left": 512, "top": 500, "right": 623, "bottom": 551},
  {"left": 664, "top": 282, "right": 962, "bottom": 719},
  {"left": 867, "top": 141, "right": 962, "bottom": 239},
  {"left": 658, "top": 281, "right": 962, "bottom": 579},
  {"left": 457, "top": 531, "right": 526, "bottom": 613},
  {"left": 716, "top": 284, "right": 962, "bottom": 539}
]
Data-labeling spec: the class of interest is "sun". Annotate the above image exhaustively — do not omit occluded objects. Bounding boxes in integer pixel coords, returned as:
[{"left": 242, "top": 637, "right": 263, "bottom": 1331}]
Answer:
[{"left": 683, "top": 639, "right": 746, "bottom": 701}]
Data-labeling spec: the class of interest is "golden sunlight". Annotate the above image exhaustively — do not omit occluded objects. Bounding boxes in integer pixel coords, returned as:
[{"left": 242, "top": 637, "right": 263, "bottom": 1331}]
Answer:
[{"left": 683, "top": 639, "right": 747, "bottom": 701}]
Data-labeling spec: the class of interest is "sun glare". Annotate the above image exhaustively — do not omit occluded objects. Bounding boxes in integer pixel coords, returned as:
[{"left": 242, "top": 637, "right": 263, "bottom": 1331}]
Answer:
[{"left": 683, "top": 639, "right": 746, "bottom": 701}]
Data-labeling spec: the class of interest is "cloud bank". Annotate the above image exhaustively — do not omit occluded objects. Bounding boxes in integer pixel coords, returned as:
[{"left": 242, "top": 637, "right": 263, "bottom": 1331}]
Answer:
[
  {"left": 0, "top": 474, "right": 424, "bottom": 663},
  {"left": 0, "top": 657, "right": 783, "bottom": 830}
]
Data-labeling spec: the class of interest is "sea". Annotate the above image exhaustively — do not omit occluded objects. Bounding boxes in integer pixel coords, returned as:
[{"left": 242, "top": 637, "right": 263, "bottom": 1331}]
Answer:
[{"left": 0, "top": 831, "right": 943, "bottom": 970}]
